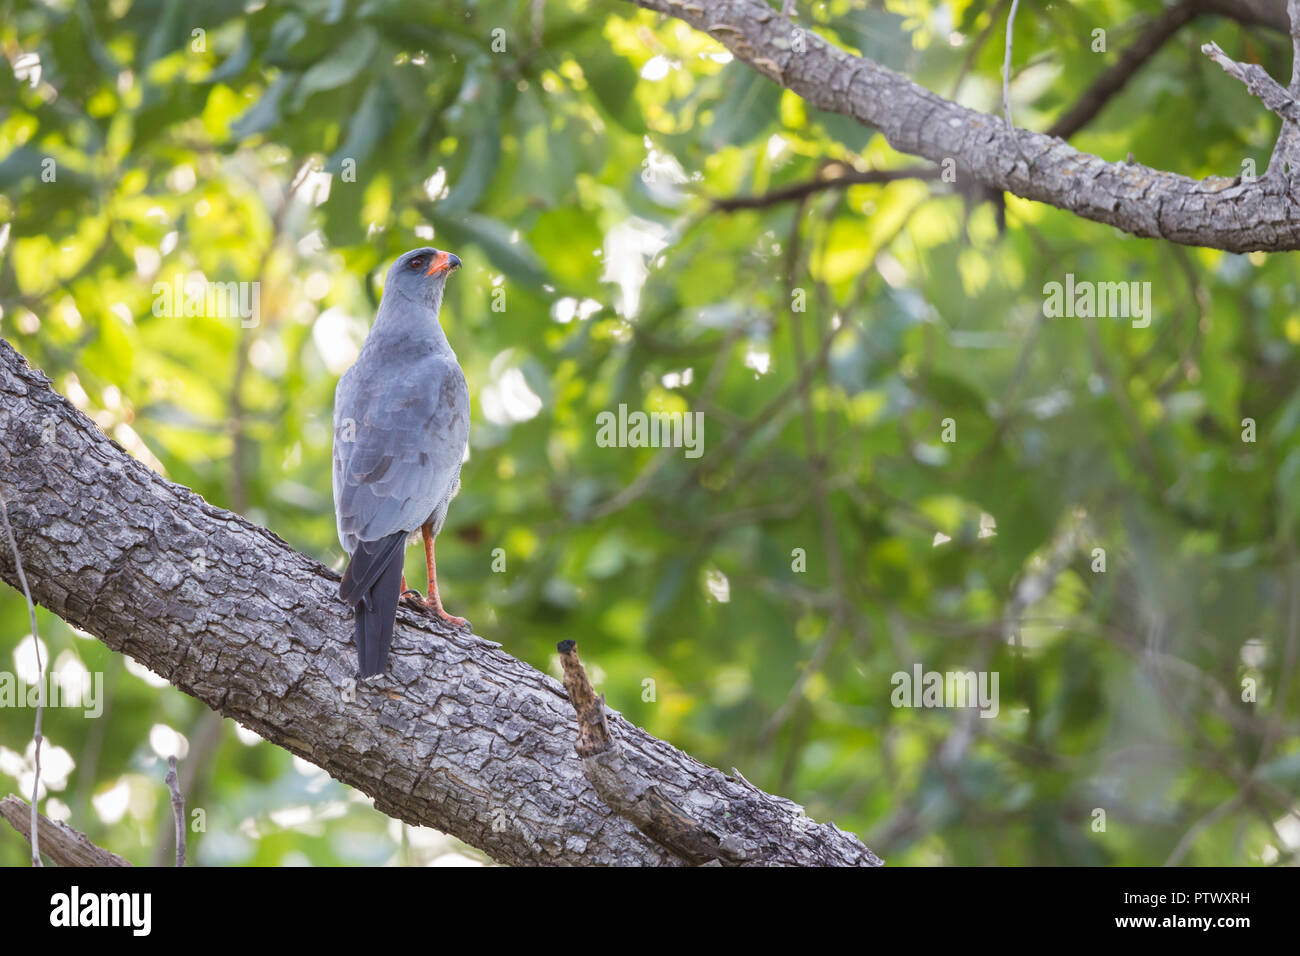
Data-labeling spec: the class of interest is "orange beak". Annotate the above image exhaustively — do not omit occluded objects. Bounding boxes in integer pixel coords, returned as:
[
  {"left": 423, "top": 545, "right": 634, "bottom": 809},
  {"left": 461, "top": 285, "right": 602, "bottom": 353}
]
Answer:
[{"left": 425, "top": 251, "right": 453, "bottom": 277}]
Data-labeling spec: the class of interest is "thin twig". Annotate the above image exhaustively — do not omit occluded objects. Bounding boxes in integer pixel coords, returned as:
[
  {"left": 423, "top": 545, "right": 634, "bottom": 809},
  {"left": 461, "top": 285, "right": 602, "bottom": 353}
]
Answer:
[
  {"left": 1290, "top": 0, "right": 1300, "bottom": 90},
  {"left": 164, "top": 755, "right": 186, "bottom": 866},
  {"left": 151, "top": 710, "right": 220, "bottom": 866},
  {"left": 230, "top": 159, "right": 310, "bottom": 513},
  {"left": 680, "top": 321, "right": 845, "bottom": 493},
  {"left": 758, "top": 195, "right": 850, "bottom": 745},
  {"left": 1002, "top": 0, "right": 1022, "bottom": 131},
  {"left": 1201, "top": 42, "right": 1300, "bottom": 122},
  {"left": 574, "top": 318, "right": 749, "bottom": 523},
  {"left": 1273, "top": 0, "right": 1300, "bottom": 173},
  {"left": 712, "top": 166, "right": 941, "bottom": 212},
  {"left": 0, "top": 494, "right": 43, "bottom": 867},
  {"left": 1048, "top": 1, "right": 1203, "bottom": 140},
  {"left": 949, "top": 0, "right": 1011, "bottom": 99},
  {"left": 1164, "top": 791, "right": 1244, "bottom": 866}
]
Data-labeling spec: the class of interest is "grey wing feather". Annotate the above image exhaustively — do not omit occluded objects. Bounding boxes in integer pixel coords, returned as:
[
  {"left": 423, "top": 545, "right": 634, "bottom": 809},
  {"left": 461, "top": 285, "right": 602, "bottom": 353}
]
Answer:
[{"left": 333, "top": 354, "right": 470, "bottom": 553}]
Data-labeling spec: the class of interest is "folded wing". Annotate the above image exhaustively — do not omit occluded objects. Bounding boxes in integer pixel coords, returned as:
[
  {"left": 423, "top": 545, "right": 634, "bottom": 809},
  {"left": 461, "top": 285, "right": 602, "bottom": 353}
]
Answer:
[{"left": 333, "top": 353, "right": 470, "bottom": 554}]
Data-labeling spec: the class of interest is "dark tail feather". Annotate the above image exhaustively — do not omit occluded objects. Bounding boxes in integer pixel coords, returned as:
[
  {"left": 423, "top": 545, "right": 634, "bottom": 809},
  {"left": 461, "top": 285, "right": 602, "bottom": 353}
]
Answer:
[
  {"left": 340, "top": 532, "right": 406, "bottom": 677},
  {"left": 340, "top": 532, "right": 406, "bottom": 604}
]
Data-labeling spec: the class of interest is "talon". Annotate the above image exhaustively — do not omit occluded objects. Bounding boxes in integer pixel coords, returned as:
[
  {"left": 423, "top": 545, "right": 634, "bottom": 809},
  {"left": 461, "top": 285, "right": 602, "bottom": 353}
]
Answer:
[
  {"left": 401, "top": 588, "right": 423, "bottom": 601},
  {"left": 421, "top": 596, "right": 468, "bottom": 627}
]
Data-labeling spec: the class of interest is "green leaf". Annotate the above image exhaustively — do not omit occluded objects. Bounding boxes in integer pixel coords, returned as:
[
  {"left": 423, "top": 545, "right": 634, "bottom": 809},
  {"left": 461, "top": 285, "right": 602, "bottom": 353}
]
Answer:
[
  {"left": 326, "top": 78, "right": 396, "bottom": 173},
  {"left": 267, "top": 12, "right": 309, "bottom": 64},
  {"left": 583, "top": 51, "right": 644, "bottom": 133},
  {"left": 831, "top": 7, "right": 910, "bottom": 72},
  {"left": 707, "top": 63, "right": 780, "bottom": 147},
  {"left": 530, "top": 207, "right": 603, "bottom": 289},
  {"left": 231, "top": 74, "right": 293, "bottom": 139},
  {"left": 207, "top": 28, "right": 253, "bottom": 84},
  {"left": 291, "top": 27, "right": 379, "bottom": 110},
  {"left": 0, "top": 148, "right": 43, "bottom": 190},
  {"left": 439, "top": 82, "right": 503, "bottom": 214},
  {"left": 138, "top": 0, "right": 185, "bottom": 70}
]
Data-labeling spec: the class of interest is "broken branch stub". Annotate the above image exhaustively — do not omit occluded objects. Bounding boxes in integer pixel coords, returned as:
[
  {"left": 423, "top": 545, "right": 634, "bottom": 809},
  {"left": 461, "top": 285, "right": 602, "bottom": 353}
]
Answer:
[{"left": 557, "top": 640, "right": 754, "bottom": 865}]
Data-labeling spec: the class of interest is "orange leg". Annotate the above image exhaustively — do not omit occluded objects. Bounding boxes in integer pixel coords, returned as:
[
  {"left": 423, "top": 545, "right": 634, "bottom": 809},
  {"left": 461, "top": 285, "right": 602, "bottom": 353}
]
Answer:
[{"left": 421, "top": 523, "right": 467, "bottom": 627}]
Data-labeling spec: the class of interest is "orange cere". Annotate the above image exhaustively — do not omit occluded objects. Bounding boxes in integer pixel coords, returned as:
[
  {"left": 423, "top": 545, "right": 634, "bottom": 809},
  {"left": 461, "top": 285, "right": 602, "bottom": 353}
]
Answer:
[{"left": 425, "top": 251, "right": 452, "bottom": 276}]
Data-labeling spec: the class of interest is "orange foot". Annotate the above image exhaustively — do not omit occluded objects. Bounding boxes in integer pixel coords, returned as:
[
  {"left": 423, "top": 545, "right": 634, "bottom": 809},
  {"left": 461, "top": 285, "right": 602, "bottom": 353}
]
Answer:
[{"left": 422, "top": 596, "right": 468, "bottom": 627}]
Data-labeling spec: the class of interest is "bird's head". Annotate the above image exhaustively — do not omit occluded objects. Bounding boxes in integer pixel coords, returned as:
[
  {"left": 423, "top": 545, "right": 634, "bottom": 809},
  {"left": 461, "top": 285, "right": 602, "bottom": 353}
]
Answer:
[{"left": 383, "top": 246, "right": 462, "bottom": 309}]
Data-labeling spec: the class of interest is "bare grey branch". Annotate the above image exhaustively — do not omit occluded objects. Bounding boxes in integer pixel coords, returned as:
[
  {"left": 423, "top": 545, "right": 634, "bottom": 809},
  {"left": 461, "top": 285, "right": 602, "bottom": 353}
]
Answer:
[{"left": 0, "top": 339, "right": 879, "bottom": 867}]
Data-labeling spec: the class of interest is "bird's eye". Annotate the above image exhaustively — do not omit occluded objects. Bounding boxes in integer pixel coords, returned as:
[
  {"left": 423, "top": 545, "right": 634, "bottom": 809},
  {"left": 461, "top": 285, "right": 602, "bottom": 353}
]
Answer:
[{"left": 409, "top": 257, "right": 424, "bottom": 271}]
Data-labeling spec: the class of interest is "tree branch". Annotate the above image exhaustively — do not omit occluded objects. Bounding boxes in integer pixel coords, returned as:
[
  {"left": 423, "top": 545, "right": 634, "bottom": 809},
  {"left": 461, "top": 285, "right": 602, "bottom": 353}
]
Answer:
[
  {"left": 0, "top": 339, "right": 880, "bottom": 867},
  {"left": 1048, "top": 1, "right": 1205, "bottom": 141},
  {"left": 0, "top": 795, "right": 132, "bottom": 867},
  {"left": 0, "top": 487, "right": 44, "bottom": 867},
  {"left": 1205, "top": 0, "right": 1290, "bottom": 32},
  {"left": 1201, "top": 41, "right": 1300, "bottom": 121},
  {"left": 711, "top": 164, "right": 940, "bottom": 212},
  {"left": 556, "top": 641, "right": 774, "bottom": 865},
  {"left": 627, "top": 0, "right": 1300, "bottom": 252},
  {"left": 164, "top": 756, "right": 186, "bottom": 867}
]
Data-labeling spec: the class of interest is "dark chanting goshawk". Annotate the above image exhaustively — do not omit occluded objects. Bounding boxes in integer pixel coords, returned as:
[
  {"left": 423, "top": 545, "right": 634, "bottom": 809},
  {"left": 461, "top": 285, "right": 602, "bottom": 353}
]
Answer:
[{"left": 332, "top": 247, "right": 471, "bottom": 677}]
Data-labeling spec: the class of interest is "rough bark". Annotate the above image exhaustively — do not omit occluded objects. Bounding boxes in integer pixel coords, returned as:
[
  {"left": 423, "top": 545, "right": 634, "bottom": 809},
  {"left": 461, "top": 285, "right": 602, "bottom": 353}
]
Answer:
[
  {"left": 557, "top": 640, "right": 754, "bottom": 865},
  {"left": 0, "top": 795, "right": 131, "bottom": 867},
  {"left": 0, "top": 339, "right": 881, "bottom": 867},
  {"left": 626, "top": 0, "right": 1300, "bottom": 253}
]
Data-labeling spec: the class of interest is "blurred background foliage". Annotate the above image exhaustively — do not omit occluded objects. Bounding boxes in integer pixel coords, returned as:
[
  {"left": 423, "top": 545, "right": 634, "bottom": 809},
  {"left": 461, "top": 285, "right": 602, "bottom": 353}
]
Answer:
[{"left": 1, "top": 0, "right": 1298, "bottom": 866}]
